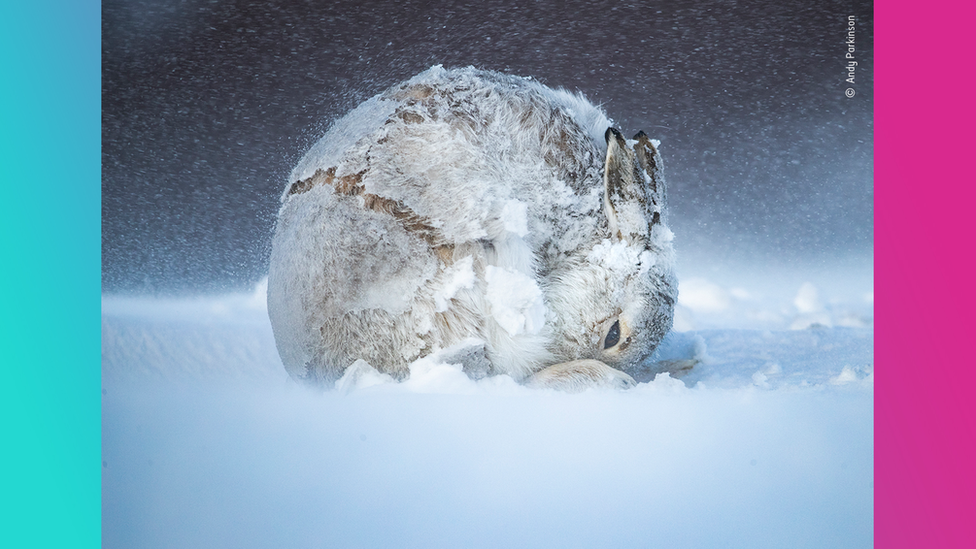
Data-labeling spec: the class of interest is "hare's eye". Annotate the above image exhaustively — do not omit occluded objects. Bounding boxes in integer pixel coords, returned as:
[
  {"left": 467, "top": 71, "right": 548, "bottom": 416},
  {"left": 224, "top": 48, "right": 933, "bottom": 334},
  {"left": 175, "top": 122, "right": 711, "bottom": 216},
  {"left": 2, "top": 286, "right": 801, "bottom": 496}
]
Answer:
[{"left": 604, "top": 320, "right": 621, "bottom": 349}]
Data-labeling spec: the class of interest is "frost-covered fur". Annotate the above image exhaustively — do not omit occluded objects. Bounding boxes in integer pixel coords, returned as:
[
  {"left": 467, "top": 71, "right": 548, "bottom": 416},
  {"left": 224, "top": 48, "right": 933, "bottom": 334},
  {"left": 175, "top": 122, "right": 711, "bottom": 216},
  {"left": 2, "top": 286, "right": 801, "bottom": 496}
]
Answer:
[{"left": 268, "top": 66, "right": 677, "bottom": 388}]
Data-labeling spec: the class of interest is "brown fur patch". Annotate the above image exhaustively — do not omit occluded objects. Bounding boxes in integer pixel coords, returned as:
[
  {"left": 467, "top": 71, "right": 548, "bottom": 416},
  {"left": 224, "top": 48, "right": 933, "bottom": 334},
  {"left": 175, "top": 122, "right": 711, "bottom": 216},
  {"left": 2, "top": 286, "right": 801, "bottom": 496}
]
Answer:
[
  {"left": 397, "top": 110, "right": 425, "bottom": 124},
  {"left": 333, "top": 170, "right": 365, "bottom": 195},
  {"left": 287, "top": 167, "right": 336, "bottom": 197},
  {"left": 287, "top": 163, "right": 444, "bottom": 247},
  {"left": 435, "top": 244, "right": 455, "bottom": 264},
  {"left": 390, "top": 83, "right": 435, "bottom": 102},
  {"left": 360, "top": 193, "right": 442, "bottom": 246}
]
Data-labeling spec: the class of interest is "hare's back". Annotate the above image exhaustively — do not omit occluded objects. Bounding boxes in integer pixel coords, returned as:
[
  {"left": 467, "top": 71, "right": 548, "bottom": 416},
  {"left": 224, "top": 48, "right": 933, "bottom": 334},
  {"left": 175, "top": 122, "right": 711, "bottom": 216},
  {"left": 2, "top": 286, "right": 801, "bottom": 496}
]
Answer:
[{"left": 288, "top": 66, "right": 611, "bottom": 247}]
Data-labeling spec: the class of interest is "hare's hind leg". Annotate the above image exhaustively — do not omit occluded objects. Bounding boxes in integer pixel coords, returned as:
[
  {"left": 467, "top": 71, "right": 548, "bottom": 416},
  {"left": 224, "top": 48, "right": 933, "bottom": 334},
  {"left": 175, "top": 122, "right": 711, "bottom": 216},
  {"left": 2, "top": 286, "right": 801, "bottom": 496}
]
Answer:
[{"left": 525, "top": 360, "right": 637, "bottom": 392}]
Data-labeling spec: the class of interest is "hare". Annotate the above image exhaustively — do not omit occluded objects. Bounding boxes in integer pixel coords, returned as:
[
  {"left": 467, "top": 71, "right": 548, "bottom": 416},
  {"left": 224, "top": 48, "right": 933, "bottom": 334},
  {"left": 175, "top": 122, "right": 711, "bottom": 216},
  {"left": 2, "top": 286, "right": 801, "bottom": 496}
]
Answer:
[{"left": 268, "top": 66, "right": 678, "bottom": 391}]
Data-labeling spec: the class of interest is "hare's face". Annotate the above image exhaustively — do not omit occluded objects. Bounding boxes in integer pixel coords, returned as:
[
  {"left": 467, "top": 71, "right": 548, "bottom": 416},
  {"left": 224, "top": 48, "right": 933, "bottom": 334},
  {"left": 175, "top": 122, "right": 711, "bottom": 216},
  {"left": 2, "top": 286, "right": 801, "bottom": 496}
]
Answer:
[
  {"left": 547, "top": 237, "right": 675, "bottom": 370},
  {"left": 546, "top": 128, "right": 676, "bottom": 370}
]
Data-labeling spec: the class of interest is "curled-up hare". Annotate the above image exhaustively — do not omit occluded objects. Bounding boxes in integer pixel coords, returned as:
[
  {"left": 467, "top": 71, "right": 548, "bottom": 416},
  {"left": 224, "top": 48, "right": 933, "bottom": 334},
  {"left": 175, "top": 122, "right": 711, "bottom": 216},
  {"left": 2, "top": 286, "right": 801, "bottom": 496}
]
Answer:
[{"left": 268, "top": 66, "right": 678, "bottom": 391}]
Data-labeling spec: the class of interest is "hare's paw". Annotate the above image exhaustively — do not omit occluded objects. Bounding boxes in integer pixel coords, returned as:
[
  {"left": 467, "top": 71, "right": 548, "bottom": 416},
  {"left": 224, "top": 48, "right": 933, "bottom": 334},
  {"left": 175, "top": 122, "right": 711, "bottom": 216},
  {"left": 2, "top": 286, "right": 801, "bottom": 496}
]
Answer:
[
  {"left": 655, "top": 358, "right": 697, "bottom": 378},
  {"left": 526, "top": 359, "right": 637, "bottom": 393},
  {"left": 624, "top": 358, "right": 699, "bottom": 383}
]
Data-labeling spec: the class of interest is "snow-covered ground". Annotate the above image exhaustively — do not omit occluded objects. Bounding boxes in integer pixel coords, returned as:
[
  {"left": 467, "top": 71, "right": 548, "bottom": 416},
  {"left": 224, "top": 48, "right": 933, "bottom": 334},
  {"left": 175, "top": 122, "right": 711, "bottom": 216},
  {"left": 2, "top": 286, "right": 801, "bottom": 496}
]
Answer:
[{"left": 102, "top": 266, "right": 873, "bottom": 548}]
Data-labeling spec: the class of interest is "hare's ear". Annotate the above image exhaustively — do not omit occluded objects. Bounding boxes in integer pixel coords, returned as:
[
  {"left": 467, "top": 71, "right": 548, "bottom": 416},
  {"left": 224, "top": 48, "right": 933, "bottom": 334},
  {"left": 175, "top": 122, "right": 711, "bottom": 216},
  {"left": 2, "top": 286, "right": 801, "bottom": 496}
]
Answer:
[
  {"left": 603, "top": 127, "right": 657, "bottom": 244},
  {"left": 632, "top": 131, "right": 666, "bottom": 218}
]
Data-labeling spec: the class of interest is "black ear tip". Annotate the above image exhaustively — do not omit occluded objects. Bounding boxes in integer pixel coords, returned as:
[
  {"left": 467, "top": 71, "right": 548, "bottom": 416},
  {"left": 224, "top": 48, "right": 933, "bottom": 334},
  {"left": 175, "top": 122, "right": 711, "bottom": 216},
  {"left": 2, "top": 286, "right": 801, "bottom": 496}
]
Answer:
[
  {"left": 605, "top": 127, "right": 624, "bottom": 144},
  {"left": 633, "top": 130, "right": 648, "bottom": 140}
]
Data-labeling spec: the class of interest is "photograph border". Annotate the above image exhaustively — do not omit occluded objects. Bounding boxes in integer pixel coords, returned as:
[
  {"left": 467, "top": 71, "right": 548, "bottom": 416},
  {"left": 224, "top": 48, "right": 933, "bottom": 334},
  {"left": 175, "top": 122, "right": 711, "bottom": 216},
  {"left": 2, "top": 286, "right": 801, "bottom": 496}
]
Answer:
[{"left": 5, "top": 1, "right": 974, "bottom": 546}]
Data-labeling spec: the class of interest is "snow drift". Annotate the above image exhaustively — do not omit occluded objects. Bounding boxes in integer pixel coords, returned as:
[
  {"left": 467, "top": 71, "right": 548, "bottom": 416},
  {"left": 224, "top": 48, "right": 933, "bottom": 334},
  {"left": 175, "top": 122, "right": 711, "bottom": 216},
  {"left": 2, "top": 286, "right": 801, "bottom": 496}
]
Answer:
[{"left": 102, "top": 269, "right": 873, "bottom": 548}]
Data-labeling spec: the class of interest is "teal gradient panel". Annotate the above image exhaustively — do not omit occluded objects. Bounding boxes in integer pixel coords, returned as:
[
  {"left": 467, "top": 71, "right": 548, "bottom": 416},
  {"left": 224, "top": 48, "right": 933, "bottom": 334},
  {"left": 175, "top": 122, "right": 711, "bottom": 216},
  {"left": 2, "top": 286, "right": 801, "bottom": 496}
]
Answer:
[{"left": 0, "top": 1, "right": 101, "bottom": 547}]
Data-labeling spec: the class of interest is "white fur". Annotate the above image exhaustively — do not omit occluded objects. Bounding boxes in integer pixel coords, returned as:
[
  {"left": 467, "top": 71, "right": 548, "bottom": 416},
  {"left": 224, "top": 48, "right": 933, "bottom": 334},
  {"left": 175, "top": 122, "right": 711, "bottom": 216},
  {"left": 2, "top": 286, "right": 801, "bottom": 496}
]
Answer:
[{"left": 268, "top": 66, "right": 677, "bottom": 387}]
